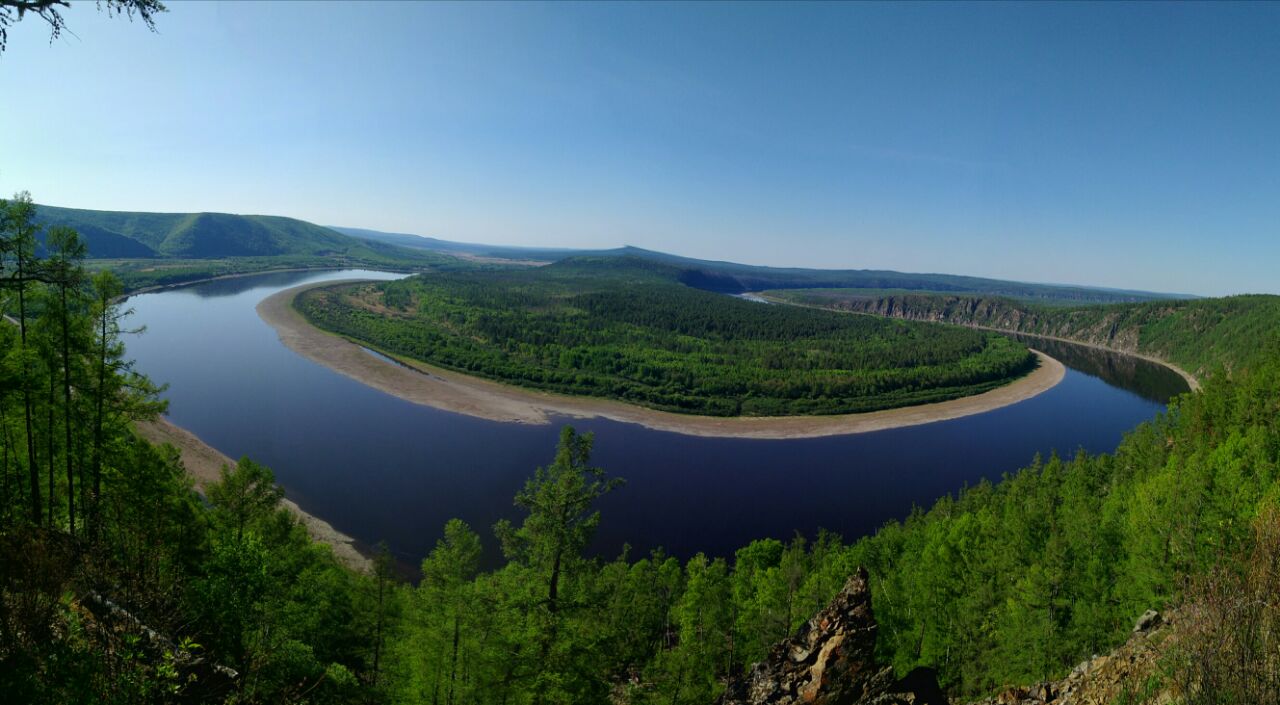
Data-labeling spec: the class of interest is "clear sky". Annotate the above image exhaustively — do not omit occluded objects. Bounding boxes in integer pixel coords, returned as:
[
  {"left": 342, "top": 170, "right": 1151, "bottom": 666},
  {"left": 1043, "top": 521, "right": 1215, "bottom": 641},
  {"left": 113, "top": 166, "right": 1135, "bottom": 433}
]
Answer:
[{"left": 1, "top": 2, "right": 1277, "bottom": 296}]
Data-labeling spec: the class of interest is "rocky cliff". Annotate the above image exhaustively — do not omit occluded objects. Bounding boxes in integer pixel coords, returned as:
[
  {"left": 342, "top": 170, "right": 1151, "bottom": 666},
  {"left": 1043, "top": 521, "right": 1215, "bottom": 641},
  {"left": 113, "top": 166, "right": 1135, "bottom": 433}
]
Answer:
[
  {"left": 715, "top": 568, "right": 948, "bottom": 705},
  {"left": 715, "top": 568, "right": 1178, "bottom": 705},
  {"left": 824, "top": 295, "right": 1201, "bottom": 387},
  {"left": 839, "top": 296, "right": 1149, "bottom": 356}
]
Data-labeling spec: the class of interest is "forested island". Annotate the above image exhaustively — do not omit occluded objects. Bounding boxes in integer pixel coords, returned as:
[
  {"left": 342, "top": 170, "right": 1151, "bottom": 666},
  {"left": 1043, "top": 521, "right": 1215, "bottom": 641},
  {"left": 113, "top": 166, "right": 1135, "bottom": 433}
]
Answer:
[{"left": 292, "top": 258, "right": 1037, "bottom": 417}]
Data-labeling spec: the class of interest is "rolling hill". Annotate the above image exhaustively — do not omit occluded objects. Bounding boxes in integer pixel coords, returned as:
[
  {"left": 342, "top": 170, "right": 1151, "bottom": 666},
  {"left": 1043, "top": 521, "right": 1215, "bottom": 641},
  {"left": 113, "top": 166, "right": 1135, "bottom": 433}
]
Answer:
[
  {"left": 336, "top": 225, "right": 1189, "bottom": 305},
  {"left": 31, "top": 204, "right": 476, "bottom": 292},
  {"left": 35, "top": 205, "right": 444, "bottom": 262},
  {"left": 330, "top": 225, "right": 595, "bottom": 262},
  {"left": 33, "top": 205, "right": 1191, "bottom": 305}
]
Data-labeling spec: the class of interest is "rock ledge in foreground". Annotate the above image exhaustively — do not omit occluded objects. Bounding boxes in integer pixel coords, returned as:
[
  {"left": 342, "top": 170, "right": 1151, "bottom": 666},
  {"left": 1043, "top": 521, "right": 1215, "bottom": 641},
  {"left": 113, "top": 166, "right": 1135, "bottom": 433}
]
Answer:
[{"left": 716, "top": 567, "right": 947, "bottom": 705}]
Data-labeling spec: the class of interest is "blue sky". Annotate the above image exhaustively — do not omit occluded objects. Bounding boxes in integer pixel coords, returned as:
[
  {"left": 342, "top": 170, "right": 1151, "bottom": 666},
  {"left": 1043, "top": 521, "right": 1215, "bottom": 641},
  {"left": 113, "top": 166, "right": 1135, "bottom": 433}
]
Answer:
[{"left": 1, "top": 1, "right": 1277, "bottom": 296}]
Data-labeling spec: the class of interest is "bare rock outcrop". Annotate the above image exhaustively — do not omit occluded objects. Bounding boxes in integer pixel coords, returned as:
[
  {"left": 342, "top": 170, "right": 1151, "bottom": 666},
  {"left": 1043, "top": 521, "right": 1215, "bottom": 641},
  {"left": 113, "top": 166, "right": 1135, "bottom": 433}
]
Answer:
[
  {"left": 714, "top": 567, "right": 1178, "bottom": 705},
  {"left": 716, "top": 568, "right": 947, "bottom": 705},
  {"left": 968, "top": 610, "right": 1176, "bottom": 705}
]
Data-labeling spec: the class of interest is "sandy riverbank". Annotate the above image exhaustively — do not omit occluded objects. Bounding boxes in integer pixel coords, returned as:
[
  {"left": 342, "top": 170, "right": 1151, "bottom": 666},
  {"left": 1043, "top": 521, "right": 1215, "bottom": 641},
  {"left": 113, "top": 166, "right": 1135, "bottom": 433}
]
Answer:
[
  {"left": 134, "top": 417, "right": 372, "bottom": 572},
  {"left": 256, "top": 280, "right": 1066, "bottom": 439}
]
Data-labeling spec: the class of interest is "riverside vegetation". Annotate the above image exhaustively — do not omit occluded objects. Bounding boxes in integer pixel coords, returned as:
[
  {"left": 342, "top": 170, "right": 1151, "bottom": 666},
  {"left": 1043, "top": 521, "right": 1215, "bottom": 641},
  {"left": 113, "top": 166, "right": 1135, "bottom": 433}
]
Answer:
[
  {"left": 4, "top": 190, "right": 1280, "bottom": 704},
  {"left": 766, "top": 289, "right": 1280, "bottom": 380},
  {"left": 293, "top": 258, "right": 1037, "bottom": 417}
]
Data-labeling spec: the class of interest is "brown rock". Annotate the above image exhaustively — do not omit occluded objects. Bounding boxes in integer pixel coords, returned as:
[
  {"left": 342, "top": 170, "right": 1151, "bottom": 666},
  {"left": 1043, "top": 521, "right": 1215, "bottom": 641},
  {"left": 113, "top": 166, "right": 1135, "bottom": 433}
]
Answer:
[{"left": 716, "top": 568, "right": 947, "bottom": 705}]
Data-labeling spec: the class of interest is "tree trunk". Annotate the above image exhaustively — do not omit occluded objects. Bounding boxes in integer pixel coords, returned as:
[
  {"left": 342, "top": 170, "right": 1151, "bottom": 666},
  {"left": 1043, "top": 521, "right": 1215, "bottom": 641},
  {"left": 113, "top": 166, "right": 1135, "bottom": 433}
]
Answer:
[
  {"left": 1, "top": 409, "right": 10, "bottom": 524},
  {"left": 370, "top": 562, "right": 387, "bottom": 702},
  {"left": 448, "top": 612, "right": 460, "bottom": 705},
  {"left": 92, "top": 298, "right": 107, "bottom": 539},
  {"left": 17, "top": 271, "right": 39, "bottom": 525},
  {"left": 61, "top": 283, "right": 75, "bottom": 538},
  {"left": 47, "top": 370, "right": 55, "bottom": 527}
]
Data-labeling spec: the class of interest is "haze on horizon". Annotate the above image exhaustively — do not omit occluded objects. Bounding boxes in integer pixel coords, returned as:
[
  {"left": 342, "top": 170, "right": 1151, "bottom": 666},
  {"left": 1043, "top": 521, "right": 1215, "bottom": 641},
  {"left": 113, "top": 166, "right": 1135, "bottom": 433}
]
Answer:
[{"left": 1, "top": 1, "right": 1277, "bottom": 297}]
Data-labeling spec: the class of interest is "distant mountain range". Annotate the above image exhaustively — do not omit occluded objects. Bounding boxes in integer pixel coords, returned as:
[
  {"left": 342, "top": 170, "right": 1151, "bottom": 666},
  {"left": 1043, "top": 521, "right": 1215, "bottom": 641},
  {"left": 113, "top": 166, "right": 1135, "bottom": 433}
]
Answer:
[
  {"left": 27, "top": 205, "right": 1188, "bottom": 305},
  {"left": 329, "top": 225, "right": 592, "bottom": 262},
  {"left": 333, "top": 225, "right": 1189, "bottom": 305}
]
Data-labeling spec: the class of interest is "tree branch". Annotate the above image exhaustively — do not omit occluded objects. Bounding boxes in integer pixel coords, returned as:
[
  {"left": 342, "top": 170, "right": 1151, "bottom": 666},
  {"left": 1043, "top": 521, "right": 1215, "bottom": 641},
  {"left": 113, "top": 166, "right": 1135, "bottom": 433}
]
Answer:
[{"left": 0, "top": 1, "right": 71, "bottom": 15}]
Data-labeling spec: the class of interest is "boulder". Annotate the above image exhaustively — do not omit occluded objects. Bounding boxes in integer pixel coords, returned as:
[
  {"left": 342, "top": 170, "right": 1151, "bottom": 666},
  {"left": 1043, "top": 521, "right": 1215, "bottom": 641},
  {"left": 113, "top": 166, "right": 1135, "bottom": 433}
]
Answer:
[{"left": 1132, "top": 610, "right": 1161, "bottom": 634}]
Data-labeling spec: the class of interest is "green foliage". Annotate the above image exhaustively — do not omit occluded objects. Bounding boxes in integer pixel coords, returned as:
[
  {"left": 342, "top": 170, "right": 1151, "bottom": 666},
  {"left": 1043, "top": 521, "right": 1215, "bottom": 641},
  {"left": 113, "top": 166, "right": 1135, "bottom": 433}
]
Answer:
[
  {"left": 296, "top": 258, "right": 1037, "bottom": 416},
  {"left": 207, "top": 458, "right": 285, "bottom": 541},
  {"left": 381, "top": 345, "right": 1280, "bottom": 703},
  {"left": 0, "top": 0, "right": 165, "bottom": 54},
  {"left": 0, "top": 192, "right": 391, "bottom": 704},
  {"left": 773, "top": 289, "right": 1280, "bottom": 380},
  {"left": 493, "top": 427, "right": 624, "bottom": 703}
]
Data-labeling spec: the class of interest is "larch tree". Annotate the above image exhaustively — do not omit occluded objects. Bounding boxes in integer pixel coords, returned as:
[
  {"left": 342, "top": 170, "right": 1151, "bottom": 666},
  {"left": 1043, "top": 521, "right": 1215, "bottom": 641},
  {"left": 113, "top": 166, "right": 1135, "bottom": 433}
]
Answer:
[
  {"left": 0, "top": 0, "right": 165, "bottom": 53},
  {"left": 493, "top": 425, "right": 623, "bottom": 704}
]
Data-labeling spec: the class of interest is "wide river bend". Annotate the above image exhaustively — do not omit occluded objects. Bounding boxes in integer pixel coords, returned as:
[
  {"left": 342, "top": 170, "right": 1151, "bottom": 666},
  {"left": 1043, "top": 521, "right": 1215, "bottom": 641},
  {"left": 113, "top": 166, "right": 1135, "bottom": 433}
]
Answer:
[{"left": 126, "top": 270, "right": 1188, "bottom": 565}]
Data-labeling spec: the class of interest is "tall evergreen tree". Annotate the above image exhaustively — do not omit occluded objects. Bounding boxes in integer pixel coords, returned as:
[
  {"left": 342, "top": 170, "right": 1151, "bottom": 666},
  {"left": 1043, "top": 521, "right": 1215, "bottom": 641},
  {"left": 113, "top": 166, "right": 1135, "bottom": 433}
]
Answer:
[
  {"left": 0, "top": 193, "right": 44, "bottom": 524},
  {"left": 45, "top": 225, "right": 86, "bottom": 535},
  {"left": 494, "top": 426, "right": 623, "bottom": 703}
]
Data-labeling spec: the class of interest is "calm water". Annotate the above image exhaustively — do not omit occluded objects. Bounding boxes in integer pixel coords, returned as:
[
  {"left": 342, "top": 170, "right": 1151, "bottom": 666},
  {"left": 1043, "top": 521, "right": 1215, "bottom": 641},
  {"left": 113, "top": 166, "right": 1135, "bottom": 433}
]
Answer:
[{"left": 126, "top": 270, "right": 1189, "bottom": 565}]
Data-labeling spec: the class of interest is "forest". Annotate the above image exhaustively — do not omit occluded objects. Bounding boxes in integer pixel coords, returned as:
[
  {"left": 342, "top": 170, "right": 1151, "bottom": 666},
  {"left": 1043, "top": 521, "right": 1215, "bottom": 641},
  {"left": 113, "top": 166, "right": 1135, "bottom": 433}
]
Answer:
[
  {"left": 5, "top": 190, "right": 1280, "bottom": 704},
  {"left": 766, "top": 288, "right": 1280, "bottom": 380},
  {"left": 0, "top": 192, "right": 399, "bottom": 703},
  {"left": 293, "top": 258, "right": 1036, "bottom": 416}
]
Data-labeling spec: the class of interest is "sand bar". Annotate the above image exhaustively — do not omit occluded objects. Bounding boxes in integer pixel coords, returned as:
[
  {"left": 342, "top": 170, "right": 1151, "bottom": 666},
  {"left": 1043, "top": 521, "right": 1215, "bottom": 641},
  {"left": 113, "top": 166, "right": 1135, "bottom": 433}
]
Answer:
[
  {"left": 135, "top": 416, "right": 372, "bottom": 572},
  {"left": 256, "top": 280, "right": 1066, "bottom": 439}
]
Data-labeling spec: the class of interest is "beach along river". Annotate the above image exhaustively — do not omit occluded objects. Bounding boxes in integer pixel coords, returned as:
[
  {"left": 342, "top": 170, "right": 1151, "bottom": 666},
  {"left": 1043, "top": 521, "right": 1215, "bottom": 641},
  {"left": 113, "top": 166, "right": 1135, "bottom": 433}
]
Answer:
[{"left": 126, "top": 269, "right": 1188, "bottom": 566}]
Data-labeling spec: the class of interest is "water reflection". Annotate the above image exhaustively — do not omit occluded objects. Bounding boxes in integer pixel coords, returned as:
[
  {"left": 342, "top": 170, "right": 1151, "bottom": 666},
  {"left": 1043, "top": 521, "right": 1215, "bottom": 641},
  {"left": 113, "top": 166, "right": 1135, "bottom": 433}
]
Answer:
[{"left": 1006, "top": 333, "right": 1189, "bottom": 404}]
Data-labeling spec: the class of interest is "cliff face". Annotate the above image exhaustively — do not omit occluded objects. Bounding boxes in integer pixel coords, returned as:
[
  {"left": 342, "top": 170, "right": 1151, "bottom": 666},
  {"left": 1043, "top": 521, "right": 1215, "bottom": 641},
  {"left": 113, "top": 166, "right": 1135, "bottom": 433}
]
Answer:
[
  {"left": 830, "top": 295, "right": 1210, "bottom": 390},
  {"left": 716, "top": 568, "right": 948, "bottom": 705},
  {"left": 842, "top": 296, "right": 1148, "bottom": 357}
]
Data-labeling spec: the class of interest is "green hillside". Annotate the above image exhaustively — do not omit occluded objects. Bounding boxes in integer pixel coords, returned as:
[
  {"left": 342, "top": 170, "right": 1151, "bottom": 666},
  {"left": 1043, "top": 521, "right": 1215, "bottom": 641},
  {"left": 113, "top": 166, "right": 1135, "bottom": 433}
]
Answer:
[
  {"left": 768, "top": 289, "right": 1280, "bottom": 381},
  {"left": 34, "top": 204, "right": 478, "bottom": 291},
  {"left": 36, "top": 204, "right": 433, "bottom": 259},
  {"left": 332, "top": 225, "right": 591, "bottom": 262},
  {"left": 611, "top": 246, "right": 1189, "bottom": 304}
]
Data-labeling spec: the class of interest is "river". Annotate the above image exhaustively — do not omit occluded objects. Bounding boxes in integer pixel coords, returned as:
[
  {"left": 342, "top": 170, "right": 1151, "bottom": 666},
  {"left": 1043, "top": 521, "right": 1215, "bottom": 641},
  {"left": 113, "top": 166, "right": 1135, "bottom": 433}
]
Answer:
[{"left": 125, "top": 269, "right": 1188, "bottom": 565}]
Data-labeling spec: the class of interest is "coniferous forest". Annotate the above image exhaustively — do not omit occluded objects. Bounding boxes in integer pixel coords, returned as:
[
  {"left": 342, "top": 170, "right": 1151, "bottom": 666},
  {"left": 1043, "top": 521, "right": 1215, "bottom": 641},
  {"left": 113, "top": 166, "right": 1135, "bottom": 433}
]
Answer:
[
  {"left": 6, "top": 188, "right": 1280, "bottom": 703},
  {"left": 294, "top": 259, "right": 1036, "bottom": 417}
]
